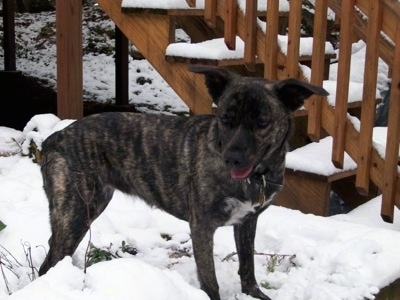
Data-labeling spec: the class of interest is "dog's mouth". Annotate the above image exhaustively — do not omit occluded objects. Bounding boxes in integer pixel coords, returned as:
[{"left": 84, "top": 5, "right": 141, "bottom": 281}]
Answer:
[{"left": 230, "top": 167, "right": 253, "bottom": 179}]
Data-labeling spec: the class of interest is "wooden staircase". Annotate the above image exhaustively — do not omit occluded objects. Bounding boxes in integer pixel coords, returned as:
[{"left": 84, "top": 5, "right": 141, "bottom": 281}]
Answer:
[{"left": 93, "top": 0, "right": 400, "bottom": 221}]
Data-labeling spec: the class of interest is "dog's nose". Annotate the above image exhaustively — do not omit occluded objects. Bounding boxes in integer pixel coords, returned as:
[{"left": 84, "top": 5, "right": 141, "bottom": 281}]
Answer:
[{"left": 224, "top": 150, "right": 245, "bottom": 168}]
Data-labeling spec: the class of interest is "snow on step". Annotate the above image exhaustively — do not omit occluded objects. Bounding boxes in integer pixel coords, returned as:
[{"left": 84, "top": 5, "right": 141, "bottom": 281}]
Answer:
[
  {"left": 286, "top": 127, "right": 397, "bottom": 177},
  {"left": 285, "top": 136, "right": 357, "bottom": 177},
  {"left": 277, "top": 35, "right": 336, "bottom": 57},
  {"left": 121, "top": 0, "right": 205, "bottom": 9},
  {"left": 121, "top": 0, "right": 290, "bottom": 11},
  {"left": 166, "top": 37, "right": 245, "bottom": 60},
  {"left": 323, "top": 80, "right": 381, "bottom": 106},
  {"left": 166, "top": 35, "right": 334, "bottom": 61}
]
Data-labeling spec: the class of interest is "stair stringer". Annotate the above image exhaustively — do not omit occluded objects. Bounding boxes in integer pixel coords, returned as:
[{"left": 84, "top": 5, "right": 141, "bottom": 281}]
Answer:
[{"left": 96, "top": 0, "right": 214, "bottom": 115}]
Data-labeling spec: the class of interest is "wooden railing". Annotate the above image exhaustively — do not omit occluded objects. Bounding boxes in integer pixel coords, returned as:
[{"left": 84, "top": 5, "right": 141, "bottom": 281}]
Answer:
[{"left": 196, "top": 0, "right": 400, "bottom": 222}]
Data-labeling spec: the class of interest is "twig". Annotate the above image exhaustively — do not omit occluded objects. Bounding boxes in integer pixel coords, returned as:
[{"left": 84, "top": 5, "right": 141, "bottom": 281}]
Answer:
[
  {"left": 0, "top": 245, "right": 23, "bottom": 267},
  {"left": 0, "top": 257, "right": 11, "bottom": 295},
  {"left": 21, "top": 241, "right": 37, "bottom": 281}
]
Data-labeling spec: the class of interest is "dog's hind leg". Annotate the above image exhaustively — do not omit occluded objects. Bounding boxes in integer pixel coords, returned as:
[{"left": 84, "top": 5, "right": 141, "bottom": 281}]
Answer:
[
  {"left": 234, "top": 217, "right": 271, "bottom": 300},
  {"left": 39, "top": 156, "right": 114, "bottom": 275}
]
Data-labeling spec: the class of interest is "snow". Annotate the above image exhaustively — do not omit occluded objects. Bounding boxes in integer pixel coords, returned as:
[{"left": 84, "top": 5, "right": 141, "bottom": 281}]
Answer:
[
  {"left": 285, "top": 136, "right": 357, "bottom": 176},
  {"left": 166, "top": 37, "right": 245, "bottom": 60},
  {"left": 122, "top": 0, "right": 205, "bottom": 9},
  {"left": 1, "top": 3, "right": 399, "bottom": 300},
  {"left": 1, "top": 144, "right": 400, "bottom": 300},
  {"left": 121, "top": 0, "right": 290, "bottom": 12},
  {"left": 277, "top": 35, "right": 336, "bottom": 56}
]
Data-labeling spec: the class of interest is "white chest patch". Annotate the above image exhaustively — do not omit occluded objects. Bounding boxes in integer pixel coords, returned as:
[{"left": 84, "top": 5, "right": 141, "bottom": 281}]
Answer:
[{"left": 223, "top": 197, "right": 257, "bottom": 226}]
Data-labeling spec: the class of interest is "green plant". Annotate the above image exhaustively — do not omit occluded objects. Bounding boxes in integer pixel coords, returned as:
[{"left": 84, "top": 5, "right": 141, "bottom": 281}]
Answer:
[
  {"left": 86, "top": 243, "right": 115, "bottom": 267},
  {"left": 0, "top": 221, "right": 6, "bottom": 232},
  {"left": 86, "top": 241, "right": 137, "bottom": 268}
]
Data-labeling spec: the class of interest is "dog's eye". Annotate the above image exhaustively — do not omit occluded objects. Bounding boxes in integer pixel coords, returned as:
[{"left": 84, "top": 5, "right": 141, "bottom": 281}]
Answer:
[
  {"left": 256, "top": 118, "right": 269, "bottom": 128},
  {"left": 220, "top": 115, "right": 230, "bottom": 125}
]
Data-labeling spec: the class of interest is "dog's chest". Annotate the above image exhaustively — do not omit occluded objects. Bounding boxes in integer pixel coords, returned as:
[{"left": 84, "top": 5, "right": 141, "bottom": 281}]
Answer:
[{"left": 223, "top": 197, "right": 259, "bottom": 225}]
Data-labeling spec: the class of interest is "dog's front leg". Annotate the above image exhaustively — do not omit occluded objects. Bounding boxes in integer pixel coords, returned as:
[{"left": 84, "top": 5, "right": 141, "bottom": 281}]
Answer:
[
  {"left": 234, "top": 216, "right": 271, "bottom": 300},
  {"left": 190, "top": 224, "right": 221, "bottom": 300}
]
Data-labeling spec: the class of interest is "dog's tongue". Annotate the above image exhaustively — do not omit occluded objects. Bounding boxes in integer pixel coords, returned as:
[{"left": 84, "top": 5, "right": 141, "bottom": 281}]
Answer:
[{"left": 230, "top": 167, "right": 253, "bottom": 179}]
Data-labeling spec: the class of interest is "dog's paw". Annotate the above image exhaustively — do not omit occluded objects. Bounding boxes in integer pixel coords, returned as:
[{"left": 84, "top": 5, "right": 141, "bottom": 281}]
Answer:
[{"left": 245, "top": 286, "right": 271, "bottom": 300}]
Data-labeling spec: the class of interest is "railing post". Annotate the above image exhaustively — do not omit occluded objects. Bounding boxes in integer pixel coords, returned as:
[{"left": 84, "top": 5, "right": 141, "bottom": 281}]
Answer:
[
  {"left": 204, "top": 0, "right": 217, "bottom": 27},
  {"left": 286, "top": 0, "right": 302, "bottom": 78},
  {"left": 332, "top": 0, "right": 355, "bottom": 169},
  {"left": 308, "top": 0, "right": 329, "bottom": 141},
  {"left": 356, "top": 0, "right": 383, "bottom": 195},
  {"left": 264, "top": 0, "right": 279, "bottom": 80},
  {"left": 381, "top": 22, "right": 400, "bottom": 223},
  {"left": 224, "top": 0, "right": 237, "bottom": 50},
  {"left": 244, "top": 0, "right": 257, "bottom": 72}
]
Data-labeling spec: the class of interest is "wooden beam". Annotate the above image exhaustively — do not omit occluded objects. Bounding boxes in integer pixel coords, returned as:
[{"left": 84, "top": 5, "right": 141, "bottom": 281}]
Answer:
[
  {"left": 98, "top": 0, "right": 212, "bottom": 115},
  {"left": 3, "top": 0, "right": 16, "bottom": 71},
  {"left": 244, "top": 0, "right": 257, "bottom": 72},
  {"left": 115, "top": 26, "right": 129, "bottom": 105},
  {"left": 381, "top": 22, "right": 400, "bottom": 223},
  {"left": 56, "top": 0, "right": 83, "bottom": 119},
  {"left": 356, "top": 0, "right": 383, "bottom": 194},
  {"left": 264, "top": 0, "right": 279, "bottom": 80},
  {"left": 307, "top": 0, "right": 328, "bottom": 141},
  {"left": 331, "top": 0, "right": 355, "bottom": 169},
  {"left": 224, "top": 0, "right": 237, "bottom": 50}
]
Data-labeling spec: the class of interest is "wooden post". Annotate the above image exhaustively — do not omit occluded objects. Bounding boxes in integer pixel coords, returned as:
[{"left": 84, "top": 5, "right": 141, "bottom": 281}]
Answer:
[
  {"left": 56, "top": 0, "right": 83, "bottom": 119},
  {"left": 307, "top": 0, "right": 328, "bottom": 141},
  {"left": 356, "top": 0, "right": 383, "bottom": 195},
  {"left": 381, "top": 22, "right": 400, "bottom": 223},
  {"left": 3, "top": 0, "right": 16, "bottom": 71},
  {"left": 204, "top": 0, "right": 217, "bottom": 28},
  {"left": 286, "top": 0, "right": 302, "bottom": 78},
  {"left": 115, "top": 26, "right": 129, "bottom": 106},
  {"left": 264, "top": 0, "right": 279, "bottom": 80},
  {"left": 224, "top": 0, "right": 237, "bottom": 50},
  {"left": 332, "top": 0, "right": 355, "bottom": 169},
  {"left": 244, "top": 0, "right": 257, "bottom": 72}
]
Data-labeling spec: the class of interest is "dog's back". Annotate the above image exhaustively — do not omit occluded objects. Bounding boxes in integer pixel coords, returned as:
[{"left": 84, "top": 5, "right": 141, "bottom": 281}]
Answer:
[{"left": 41, "top": 112, "right": 214, "bottom": 219}]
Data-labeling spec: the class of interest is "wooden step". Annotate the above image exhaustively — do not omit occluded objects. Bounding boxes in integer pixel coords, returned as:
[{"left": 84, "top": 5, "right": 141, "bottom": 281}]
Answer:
[
  {"left": 165, "top": 36, "right": 336, "bottom": 73},
  {"left": 274, "top": 136, "right": 379, "bottom": 216}
]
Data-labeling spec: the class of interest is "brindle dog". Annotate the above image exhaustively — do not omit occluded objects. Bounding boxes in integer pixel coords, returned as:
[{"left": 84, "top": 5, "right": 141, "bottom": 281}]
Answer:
[{"left": 39, "top": 66, "right": 328, "bottom": 300}]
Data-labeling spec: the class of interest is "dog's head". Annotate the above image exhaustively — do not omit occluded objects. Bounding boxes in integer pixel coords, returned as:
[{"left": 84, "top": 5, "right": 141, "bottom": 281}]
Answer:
[{"left": 189, "top": 65, "right": 328, "bottom": 179}]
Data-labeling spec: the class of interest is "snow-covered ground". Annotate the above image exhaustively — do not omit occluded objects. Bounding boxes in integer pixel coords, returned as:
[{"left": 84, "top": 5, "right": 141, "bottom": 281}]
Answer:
[{"left": 0, "top": 3, "right": 399, "bottom": 300}]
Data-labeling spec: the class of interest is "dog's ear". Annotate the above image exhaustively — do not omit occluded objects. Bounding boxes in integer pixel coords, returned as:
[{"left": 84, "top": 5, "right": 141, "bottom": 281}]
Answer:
[
  {"left": 274, "top": 78, "right": 329, "bottom": 111},
  {"left": 188, "top": 65, "right": 236, "bottom": 105}
]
